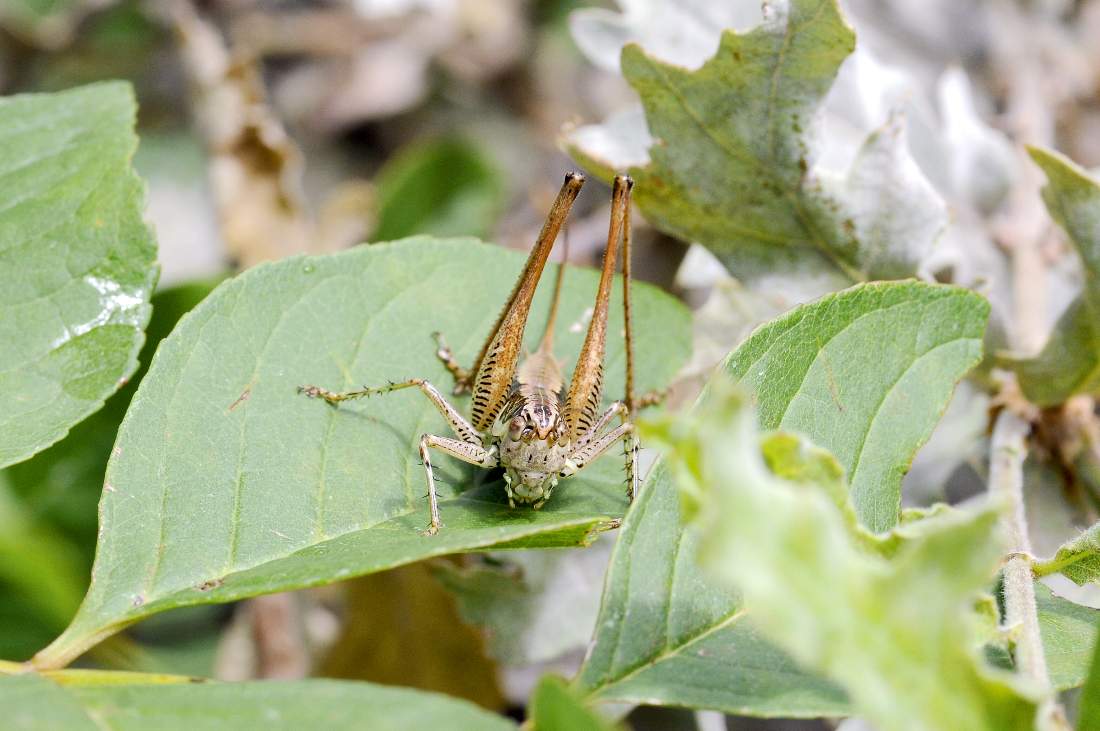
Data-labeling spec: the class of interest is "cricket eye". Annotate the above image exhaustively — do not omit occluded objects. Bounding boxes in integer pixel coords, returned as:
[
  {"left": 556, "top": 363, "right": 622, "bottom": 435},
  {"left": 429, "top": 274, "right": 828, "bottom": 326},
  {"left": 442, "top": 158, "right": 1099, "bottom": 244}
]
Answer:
[{"left": 509, "top": 417, "right": 525, "bottom": 434}]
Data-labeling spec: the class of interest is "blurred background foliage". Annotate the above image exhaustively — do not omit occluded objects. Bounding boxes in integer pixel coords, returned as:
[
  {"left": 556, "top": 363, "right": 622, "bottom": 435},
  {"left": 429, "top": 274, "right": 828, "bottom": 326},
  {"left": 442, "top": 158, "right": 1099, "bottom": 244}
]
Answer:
[{"left": 2, "top": 1, "right": 1100, "bottom": 728}]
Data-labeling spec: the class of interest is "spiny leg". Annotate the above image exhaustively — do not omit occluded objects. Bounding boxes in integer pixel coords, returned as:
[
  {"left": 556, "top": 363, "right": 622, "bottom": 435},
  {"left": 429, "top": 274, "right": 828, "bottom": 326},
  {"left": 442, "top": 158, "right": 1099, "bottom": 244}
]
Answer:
[
  {"left": 613, "top": 178, "right": 666, "bottom": 418},
  {"left": 625, "top": 430, "right": 640, "bottom": 502},
  {"left": 574, "top": 401, "right": 627, "bottom": 450},
  {"left": 562, "top": 421, "right": 638, "bottom": 502},
  {"left": 298, "top": 378, "right": 482, "bottom": 445},
  {"left": 573, "top": 401, "right": 639, "bottom": 499},
  {"left": 419, "top": 434, "right": 498, "bottom": 535}
]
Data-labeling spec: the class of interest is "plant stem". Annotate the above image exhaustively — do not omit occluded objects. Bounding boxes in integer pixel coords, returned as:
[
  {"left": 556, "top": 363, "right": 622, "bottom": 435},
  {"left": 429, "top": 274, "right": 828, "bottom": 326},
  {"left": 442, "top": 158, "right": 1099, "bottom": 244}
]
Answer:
[
  {"left": 990, "top": 409, "right": 1048, "bottom": 686},
  {"left": 990, "top": 409, "right": 1073, "bottom": 730}
]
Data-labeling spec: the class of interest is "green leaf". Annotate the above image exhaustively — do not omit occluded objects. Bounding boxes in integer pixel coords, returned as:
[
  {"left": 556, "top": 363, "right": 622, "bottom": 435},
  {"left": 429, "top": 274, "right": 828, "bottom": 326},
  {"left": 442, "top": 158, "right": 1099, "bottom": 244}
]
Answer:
[
  {"left": 0, "top": 674, "right": 515, "bottom": 731},
  {"left": 574, "top": 456, "right": 847, "bottom": 717},
  {"left": 1005, "top": 147, "right": 1100, "bottom": 406},
  {"left": 2, "top": 281, "right": 217, "bottom": 565},
  {"left": 1034, "top": 583, "right": 1100, "bottom": 692},
  {"left": 1079, "top": 619, "right": 1100, "bottom": 731},
  {"left": 34, "top": 237, "right": 691, "bottom": 668},
  {"left": 0, "top": 282, "right": 218, "bottom": 663},
  {"left": 574, "top": 281, "right": 986, "bottom": 717},
  {"left": 0, "top": 82, "right": 158, "bottom": 469},
  {"left": 723, "top": 281, "right": 988, "bottom": 532},
  {"left": 565, "top": 0, "right": 945, "bottom": 284},
  {"left": 652, "top": 379, "right": 1037, "bottom": 731},
  {"left": 374, "top": 138, "right": 504, "bottom": 242},
  {"left": 1034, "top": 522, "right": 1100, "bottom": 586},
  {"left": 531, "top": 675, "right": 616, "bottom": 731}
]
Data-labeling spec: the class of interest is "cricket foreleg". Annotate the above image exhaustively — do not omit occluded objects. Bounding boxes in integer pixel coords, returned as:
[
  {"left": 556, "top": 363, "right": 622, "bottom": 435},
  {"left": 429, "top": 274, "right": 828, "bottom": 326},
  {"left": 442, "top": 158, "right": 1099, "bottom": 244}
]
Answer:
[
  {"left": 419, "top": 434, "right": 498, "bottom": 536},
  {"left": 299, "top": 378, "right": 482, "bottom": 445},
  {"left": 431, "top": 331, "right": 473, "bottom": 395},
  {"left": 573, "top": 401, "right": 628, "bottom": 450},
  {"left": 562, "top": 422, "right": 639, "bottom": 502}
]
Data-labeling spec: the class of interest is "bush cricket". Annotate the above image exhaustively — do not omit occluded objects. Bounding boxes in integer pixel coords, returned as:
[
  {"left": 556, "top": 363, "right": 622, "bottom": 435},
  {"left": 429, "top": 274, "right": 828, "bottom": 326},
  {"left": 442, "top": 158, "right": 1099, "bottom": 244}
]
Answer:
[{"left": 299, "top": 173, "right": 654, "bottom": 535}]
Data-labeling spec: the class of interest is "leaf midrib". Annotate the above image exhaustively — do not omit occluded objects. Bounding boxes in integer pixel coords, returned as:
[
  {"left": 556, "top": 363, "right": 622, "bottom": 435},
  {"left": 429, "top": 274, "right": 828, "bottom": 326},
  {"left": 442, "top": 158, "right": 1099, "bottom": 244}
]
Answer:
[
  {"left": 1034, "top": 525, "right": 1100, "bottom": 578},
  {"left": 145, "top": 497, "right": 618, "bottom": 613},
  {"left": 585, "top": 607, "right": 750, "bottom": 701}
]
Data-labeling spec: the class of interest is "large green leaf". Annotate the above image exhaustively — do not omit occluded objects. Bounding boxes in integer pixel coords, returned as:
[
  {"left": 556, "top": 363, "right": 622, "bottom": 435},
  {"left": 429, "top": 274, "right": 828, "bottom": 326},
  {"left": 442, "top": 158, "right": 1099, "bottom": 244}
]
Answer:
[
  {"left": 574, "top": 281, "right": 986, "bottom": 716},
  {"left": 723, "top": 281, "right": 988, "bottom": 533},
  {"left": 1033, "top": 583, "right": 1100, "bottom": 692},
  {"left": 985, "top": 582, "right": 1100, "bottom": 694},
  {"left": 565, "top": 0, "right": 945, "bottom": 284},
  {"left": 1080, "top": 621, "right": 1100, "bottom": 731},
  {"left": 0, "top": 674, "right": 514, "bottom": 731},
  {"left": 1005, "top": 148, "right": 1100, "bottom": 406},
  {"left": 33, "top": 237, "right": 691, "bottom": 668},
  {"left": 0, "top": 283, "right": 217, "bottom": 662},
  {"left": 651, "top": 380, "right": 1037, "bottom": 731},
  {"left": 574, "top": 458, "right": 849, "bottom": 717},
  {"left": 2, "top": 282, "right": 217, "bottom": 566},
  {"left": 0, "top": 82, "right": 158, "bottom": 469}
]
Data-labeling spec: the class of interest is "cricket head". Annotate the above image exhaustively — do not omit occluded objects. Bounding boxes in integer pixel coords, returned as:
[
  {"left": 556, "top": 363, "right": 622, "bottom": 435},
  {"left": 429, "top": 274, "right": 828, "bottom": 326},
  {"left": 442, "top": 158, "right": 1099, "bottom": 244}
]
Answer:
[
  {"left": 498, "top": 404, "right": 568, "bottom": 506},
  {"left": 506, "top": 401, "right": 565, "bottom": 444}
]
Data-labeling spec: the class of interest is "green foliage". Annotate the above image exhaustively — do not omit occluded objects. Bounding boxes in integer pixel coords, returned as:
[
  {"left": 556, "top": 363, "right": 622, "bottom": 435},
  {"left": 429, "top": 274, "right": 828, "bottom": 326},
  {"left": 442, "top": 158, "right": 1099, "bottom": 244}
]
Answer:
[
  {"left": 373, "top": 138, "right": 504, "bottom": 242},
  {"left": 0, "top": 673, "right": 515, "bottom": 730},
  {"left": 7, "top": 7, "right": 1100, "bottom": 727},
  {"left": 574, "top": 281, "right": 987, "bottom": 716},
  {"left": 530, "top": 675, "right": 616, "bottom": 731},
  {"left": 0, "top": 82, "right": 158, "bottom": 469},
  {"left": 1006, "top": 148, "right": 1100, "bottom": 406},
  {"left": 1034, "top": 583, "right": 1100, "bottom": 692},
  {"left": 1034, "top": 521, "right": 1100, "bottom": 586},
  {"left": 1080, "top": 629, "right": 1100, "bottom": 731},
  {"left": 723, "top": 281, "right": 988, "bottom": 532},
  {"left": 0, "top": 282, "right": 216, "bottom": 662},
  {"left": 3, "top": 282, "right": 217, "bottom": 560},
  {"left": 649, "top": 379, "right": 1038, "bottom": 731},
  {"left": 33, "top": 237, "right": 690, "bottom": 668},
  {"left": 566, "top": 0, "right": 944, "bottom": 284},
  {"left": 574, "top": 457, "right": 849, "bottom": 717},
  {"left": 0, "top": 474, "right": 86, "bottom": 659}
]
